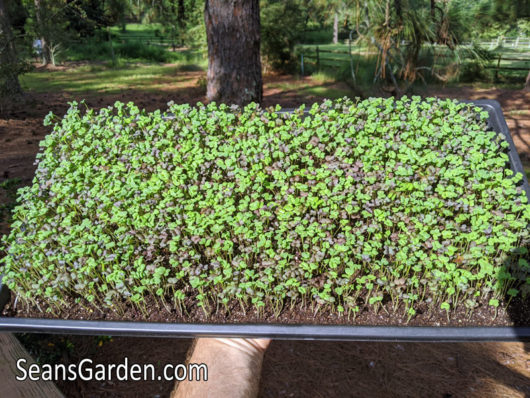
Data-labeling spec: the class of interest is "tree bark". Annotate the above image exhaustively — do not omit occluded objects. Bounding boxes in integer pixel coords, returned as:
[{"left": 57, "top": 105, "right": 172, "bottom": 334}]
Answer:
[
  {"left": 204, "top": 0, "right": 262, "bottom": 106},
  {"left": 333, "top": 12, "right": 338, "bottom": 44},
  {"left": 525, "top": 70, "right": 530, "bottom": 91},
  {"left": 34, "top": 0, "right": 51, "bottom": 66},
  {"left": 0, "top": 0, "right": 23, "bottom": 96}
]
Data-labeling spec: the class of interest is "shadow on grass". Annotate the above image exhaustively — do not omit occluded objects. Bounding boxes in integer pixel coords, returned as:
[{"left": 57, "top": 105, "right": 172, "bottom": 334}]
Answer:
[{"left": 19, "top": 64, "right": 204, "bottom": 95}]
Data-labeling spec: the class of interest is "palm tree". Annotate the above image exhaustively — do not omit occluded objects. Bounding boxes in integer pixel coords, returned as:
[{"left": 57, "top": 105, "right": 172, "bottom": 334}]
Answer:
[{"left": 350, "top": 0, "right": 463, "bottom": 93}]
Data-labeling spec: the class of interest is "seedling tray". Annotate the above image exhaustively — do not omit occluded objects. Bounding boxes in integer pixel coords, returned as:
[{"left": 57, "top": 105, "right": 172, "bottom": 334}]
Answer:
[{"left": 1, "top": 99, "right": 529, "bottom": 341}]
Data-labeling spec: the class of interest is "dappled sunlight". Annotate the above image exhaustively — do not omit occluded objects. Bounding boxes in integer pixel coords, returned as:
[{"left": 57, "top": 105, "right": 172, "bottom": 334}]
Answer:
[
  {"left": 262, "top": 75, "right": 355, "bottom": 107},
  {"left": 20, "top": 64, "right": 204, "bottom": 94}
]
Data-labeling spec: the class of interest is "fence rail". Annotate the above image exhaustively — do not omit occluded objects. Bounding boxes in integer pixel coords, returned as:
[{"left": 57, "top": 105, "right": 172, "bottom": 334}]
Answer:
[
  {"left": 112, "top": 33, "right": 179, "bottom": 48},
  {"left": 433, "top": 37, "right": 530, "bottom": 50}
]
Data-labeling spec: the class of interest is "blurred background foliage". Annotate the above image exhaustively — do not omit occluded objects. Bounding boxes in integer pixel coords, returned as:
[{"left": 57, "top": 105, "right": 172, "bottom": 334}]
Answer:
[{"left": 0, "top": 0, "right": 529, "bottom": 102}]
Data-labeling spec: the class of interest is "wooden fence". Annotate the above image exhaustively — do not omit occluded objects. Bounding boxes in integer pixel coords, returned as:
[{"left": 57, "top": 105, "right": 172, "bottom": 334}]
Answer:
[
  {"left": 481, "top": 37, "right": 530, "bottom": 50},
  {"left": 299, "top": 44, "right": 530, "bottom": 77},
  {"left": 113, "top": 33, "right": 180, "bottom": 49},
  {"left": 300, "top": 46, "right": 365, "bottom": 73}
]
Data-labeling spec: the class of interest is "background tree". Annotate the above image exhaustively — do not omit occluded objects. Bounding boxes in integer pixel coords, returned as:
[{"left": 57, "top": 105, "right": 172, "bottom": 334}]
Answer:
[
  {"left": 0, "top": 0, "right": 25, "bottom": 98},
  {"left": 105, "top": 0, "right": 131, "bottom": 32},
  {"left": 149, "top": 0, "right": 182, "bottom": 49},
  {"left": 350, "top": 0, "right": 475, "bottom": 92},
  {"left": 309, "top": 0, "right": 356, "bottom": 45},
  {"left": 261, "top": 0, "right": 307, "bottom": 71},
  {"left": 333, "top": 11, "right": 338, "bottom": 44},
  {"left": 25, "top": 0, "right": 75, "bottom": 66},
  {"left": 33, "top": 0, "right": 51, "bottom": 65},
  {"left": 177, "top": 0, "right": 185, "bottom": 28},
  {"left": 204, "top": 0, "right": 262, "bottom": 105},
  {"left": 23, "top": 0, "right": 117, "bottom": 66}
]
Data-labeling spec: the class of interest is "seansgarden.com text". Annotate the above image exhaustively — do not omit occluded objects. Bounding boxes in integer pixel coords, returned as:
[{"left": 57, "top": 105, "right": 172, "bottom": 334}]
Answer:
[{"left": 16, "top": 357, "right": 208, "bottom": 382}]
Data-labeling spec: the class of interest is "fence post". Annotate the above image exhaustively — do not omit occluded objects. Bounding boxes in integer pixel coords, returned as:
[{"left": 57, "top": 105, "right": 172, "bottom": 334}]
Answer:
[
  {"left": 316, "top": 46, "right": 320, "bottom": 71},
  {"left": 495, "top": 54, "right": 502, "bottom": 80},
  {"left": 301, "top": 53, "right": 304, "bottom": 77}
]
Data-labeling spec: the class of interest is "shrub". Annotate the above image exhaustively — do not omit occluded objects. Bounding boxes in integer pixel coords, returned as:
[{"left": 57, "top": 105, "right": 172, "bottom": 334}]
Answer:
[
  {"left": 300, "top": 29, "right": 333, "bottom": 45},
  {"left": 115, "top": 40, "right": 171, "bottom": 63},
  {"left": 65, "top": 37, "right": 174, "bottom": 63},
  {"left": 261, "top": 0, "right": 308, "bottom": 72},
  {"left": 1, "top": 97, "right": 529, "bottom": 320}
]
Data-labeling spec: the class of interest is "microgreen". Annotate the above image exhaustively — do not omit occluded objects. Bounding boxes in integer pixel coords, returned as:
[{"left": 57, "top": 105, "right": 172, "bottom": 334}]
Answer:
[{"left": 1, "top": 97, "right": 529, "bottom": 322}]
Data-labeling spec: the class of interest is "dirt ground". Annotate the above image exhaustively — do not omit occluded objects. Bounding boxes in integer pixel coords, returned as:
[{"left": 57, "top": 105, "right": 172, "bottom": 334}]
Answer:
[
  {"left": 1, "top": 74, "right": 529, "bottom": 397},
  {"left": 19, "top": 335, "right": 525, "bottom": 398}
]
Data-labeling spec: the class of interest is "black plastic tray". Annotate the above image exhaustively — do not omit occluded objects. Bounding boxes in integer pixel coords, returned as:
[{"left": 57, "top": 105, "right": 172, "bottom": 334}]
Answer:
[{"left": 1, "top": 99, "right": 529, "bottom": 341}]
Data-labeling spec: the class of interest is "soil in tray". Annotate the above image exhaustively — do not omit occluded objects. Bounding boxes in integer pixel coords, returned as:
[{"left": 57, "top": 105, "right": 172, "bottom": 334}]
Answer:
[{"left": 2, "top": 292, "right": 529, "bottom": 327}]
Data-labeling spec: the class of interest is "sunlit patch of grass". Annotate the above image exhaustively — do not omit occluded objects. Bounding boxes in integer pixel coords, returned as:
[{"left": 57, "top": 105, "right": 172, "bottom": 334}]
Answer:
[
  {"left": 264, "top": 76, "right": 353, "bottom": 100},
  {"left": 302, "top": 85, "right": 351, "bottom": 99},
  {"left": 20, "top": 63, "right": 203, "bottom": 94},
  {"left": 110, "top": 23, "right": 164, "bottom": 34},
  {"left": 265, "top": 81, "right": 305, "bottom": 91},
  {"left": 311, "top": 71, "right": 337, "bottom": 84}
]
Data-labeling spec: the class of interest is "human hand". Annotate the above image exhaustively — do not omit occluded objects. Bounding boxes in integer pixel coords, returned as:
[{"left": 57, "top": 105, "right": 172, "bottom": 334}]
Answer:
[
  {"left": 210, "top": 337, "right": 271, "bottom": 356},
  {"left": 172, "top": 337, "right": 271, "bottom": 398}
]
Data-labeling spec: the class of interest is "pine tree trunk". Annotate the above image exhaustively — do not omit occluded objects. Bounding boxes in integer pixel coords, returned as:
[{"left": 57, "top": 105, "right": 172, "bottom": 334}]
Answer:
[
  {"left": 204, "top": 0, "right": 262, "bottom": 106},
  {"left": 333, "top": 13, "right": 338, "bottom": 44},
  {"left": 178, "top": 0, "right": 185, "bottom": 28},
  {"left": 525, "top": 70, "right": 530, "bottom": 91},
  {"left": 430, "top": 0, "right": 435, "bottom": 19},
  {"left": 0, "top": 0, "right": 23, "bottom": 97},
  {"left": 34, "top": 0, "right": 51, "bottom": 66}
]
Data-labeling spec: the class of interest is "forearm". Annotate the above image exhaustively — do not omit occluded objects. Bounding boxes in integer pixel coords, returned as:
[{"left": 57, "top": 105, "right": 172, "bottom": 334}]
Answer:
[{"left": 172, "top": 338, "right": 270, "bottom": 398}]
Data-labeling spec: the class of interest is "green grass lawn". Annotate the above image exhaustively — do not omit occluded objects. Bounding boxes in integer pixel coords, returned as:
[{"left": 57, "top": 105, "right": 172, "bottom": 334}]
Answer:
[
  {"left": 110, "top": 23, "right": 165, "bottom": 37},
  {"left": 20, "top": 63, "right": 205, "bottom": 94},
  {"left": 21, "top": 57, "right": 355, "bottom": 98},
  {"left": 110, "top": 23, "right": 174, "bottom": 44}
]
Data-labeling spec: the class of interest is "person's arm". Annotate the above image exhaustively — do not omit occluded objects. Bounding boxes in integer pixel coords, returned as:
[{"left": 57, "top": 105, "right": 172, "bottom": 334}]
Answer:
[{"left": 171, "top": 338, "right": 270, "bottom": 398}]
